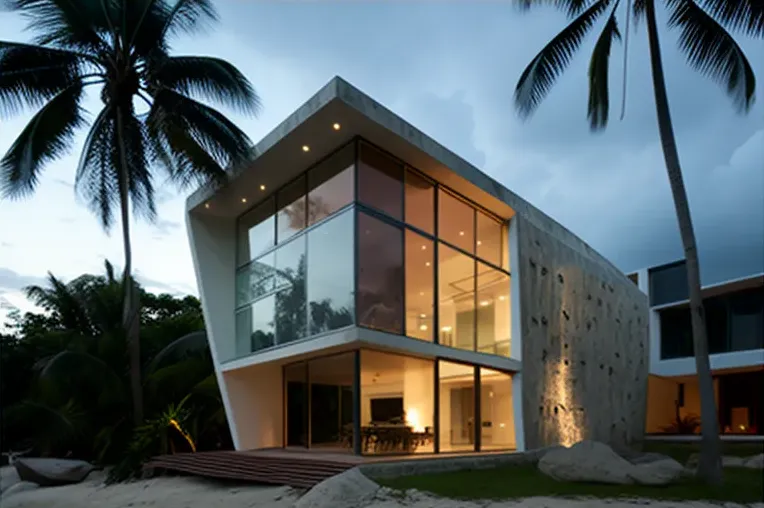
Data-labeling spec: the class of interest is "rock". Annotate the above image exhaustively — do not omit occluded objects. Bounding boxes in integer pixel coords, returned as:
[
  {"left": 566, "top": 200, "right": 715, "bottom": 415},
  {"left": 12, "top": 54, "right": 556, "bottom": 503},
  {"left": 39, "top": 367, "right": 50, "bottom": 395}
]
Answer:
[
  {"left": 629, "top": 458, "right": 685, "bottom": 486},
  {"left": 744, "top": 453, "right": 764, "bottom": 469},
  {"left": 2, "top": 480, "right": 39, "bottom": 498},
  {"left": 686, "top": 453, "right": 699, "bottom": 469},
  {"left": 13, "top": 458, "right": 95, "bottom": 487},
  {"left": 294, "top": 468, "right": 379, "bottom": 508},
  {"left": 538, "top": 441, "right": 636, "bottom": 485},
  {"left": 1, "top": 466, "right": 21, "bottom": 494},
  {"left": 723, "top": 456, "right": 746, "bottom": 467},
  {"left": 625, "top": 452, "right": 674, "bottom": 465}
]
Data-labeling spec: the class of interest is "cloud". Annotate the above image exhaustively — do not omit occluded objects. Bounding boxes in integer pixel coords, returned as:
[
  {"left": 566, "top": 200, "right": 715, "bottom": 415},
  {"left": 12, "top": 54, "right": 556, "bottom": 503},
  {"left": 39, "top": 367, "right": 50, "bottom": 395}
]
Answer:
[
  {"left": 0, "top": 268, "right": 48, "bottom": 292},
  {"left": 153, "top": 219, "right": 181, "bottom": 236}
]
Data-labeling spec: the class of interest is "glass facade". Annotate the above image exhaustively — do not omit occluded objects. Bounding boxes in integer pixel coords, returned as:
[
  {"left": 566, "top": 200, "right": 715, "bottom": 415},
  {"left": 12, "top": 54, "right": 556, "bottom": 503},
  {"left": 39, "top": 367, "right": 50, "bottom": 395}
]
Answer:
[
  {"left": 660, "top": 286, "right": 764, "bottom": 359},
  {"left": 232, "top": 138, "right": 512, "bottom": 362}
]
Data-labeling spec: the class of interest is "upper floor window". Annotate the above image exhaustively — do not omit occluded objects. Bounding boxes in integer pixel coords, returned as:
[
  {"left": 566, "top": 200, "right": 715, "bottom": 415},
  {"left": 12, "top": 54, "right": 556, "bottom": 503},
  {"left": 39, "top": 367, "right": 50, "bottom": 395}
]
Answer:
[
  {"left": 650, "top": 262, "right": 688, "bottom": 306},
  {"left": 358, "top": 143, "right": 403, "bottom": 220}
]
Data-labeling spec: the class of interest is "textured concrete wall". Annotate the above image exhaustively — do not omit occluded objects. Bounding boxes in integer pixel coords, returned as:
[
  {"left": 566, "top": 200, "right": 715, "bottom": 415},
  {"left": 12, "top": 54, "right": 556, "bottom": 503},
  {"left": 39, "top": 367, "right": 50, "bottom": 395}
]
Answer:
[{"left": 517, "top": 217, "right": 649, "bottom": 451}]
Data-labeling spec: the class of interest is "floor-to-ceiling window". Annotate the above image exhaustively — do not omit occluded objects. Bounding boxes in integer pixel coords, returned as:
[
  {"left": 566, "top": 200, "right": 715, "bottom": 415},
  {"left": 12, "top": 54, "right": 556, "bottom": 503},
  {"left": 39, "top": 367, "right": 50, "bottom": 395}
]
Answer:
[
  {"left": 438, "top": 360, "right": 476, "bottom": 452},
  {"left": 309, "top": 353, "right": 355, "bottom": 449},
  {"left": 359, "top": 350, "right": 434, "bottom": 454},
  {"left": 479, "top": 367, "right": 515, "bottom": 450}
]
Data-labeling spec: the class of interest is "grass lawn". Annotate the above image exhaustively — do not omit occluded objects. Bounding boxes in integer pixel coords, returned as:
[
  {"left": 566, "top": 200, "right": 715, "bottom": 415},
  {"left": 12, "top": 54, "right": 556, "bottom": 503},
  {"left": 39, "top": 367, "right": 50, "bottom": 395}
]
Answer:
[{"left": 377, "top": 463, "right": 764, "bottom": 503}]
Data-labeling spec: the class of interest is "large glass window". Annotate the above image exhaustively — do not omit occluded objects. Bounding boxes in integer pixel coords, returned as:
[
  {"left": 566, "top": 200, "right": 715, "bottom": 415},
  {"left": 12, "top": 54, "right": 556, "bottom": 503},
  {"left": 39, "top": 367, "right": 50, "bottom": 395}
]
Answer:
[
  {"left": 236, "top": 252, "right": 276, "bottom": 308},
  {"left": 476, "top": 263, "right": 511, "bottom": 357},
  {"left": 650, "top": 262, "right": 689, "bottom": 306},
  {"left": 405, "top": 231, "right": 434, "bottom": 341},
  {"left": 480, "top": 368, "right": 515, "bottom": 450},
  {"left": 404, "top": 170, "right": 434, "bottom": 234},
  {"left": 310, "top": 353, "right": 355, "bottom": 449},
  {"left": 439, "top": 243, "right": 475, "bottom": 351},
  {"left": 438, "top": 190, "right": 474, "bottom": 253},
  {"left": 237, "top": 197, "right": 275, "bottom": 265},
  {"left": 357, "top": 213, "right": 404, "bottom": 334},
  {"left": 275, "top": 236, "right": 307, "bottom": 345},
  {"left": 360, "top": 350, "right": 434, "bottom": 454},
  {"left": 729, "top": 288, "right": 764, "bottom": 351},
  {"left": 285, "top": 362, "right": 308, "bottom": 447},
  {"left": 358, "top": 143, "right": 403, "bottom": 220},
  {"left": 276, "top": 176, "right": 306, "bottom": 243},
  {"left": 307, "top": 144, "right": 355, "bottom": 226},
  {"left": 308, "top": 209, "right": 354, "bottom": 334},
  {"left": 439, "top": 361, "right": 475, "bottom": 452},
  {"left": 476, "top": 211, "right": 504, "bottom": 268},
  {"left": 235, "top": 295, "right": 275, "bottom": 356}
]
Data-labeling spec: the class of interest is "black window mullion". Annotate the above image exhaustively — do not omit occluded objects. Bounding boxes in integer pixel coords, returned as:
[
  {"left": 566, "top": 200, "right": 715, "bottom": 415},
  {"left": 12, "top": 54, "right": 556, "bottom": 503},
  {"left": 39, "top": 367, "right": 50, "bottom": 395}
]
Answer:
[
  {"left": 434, "top": 359, "right": 440, "bottom": 453},
  {"left": 475, "top": 366, "right": 481, "bottom": 452},
  {"left": 434, "top": 186, "right": 440, "bottom": 345},
  {"left": 353, "top": 350, "right": 362, "bottom": 455},
  {"left": 401, "top": 225, "right": 406, "bottom": 336}
]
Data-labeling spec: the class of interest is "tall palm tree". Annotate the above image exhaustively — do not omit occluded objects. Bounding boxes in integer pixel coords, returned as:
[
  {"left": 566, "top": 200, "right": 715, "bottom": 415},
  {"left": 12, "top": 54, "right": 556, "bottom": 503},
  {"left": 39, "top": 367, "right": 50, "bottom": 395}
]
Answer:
[
  {"left": 0, "top": 0, "right": 260, "bottom": 425},
  {"left": 514, "top": 0, "right": 760, "bottom": 484}
]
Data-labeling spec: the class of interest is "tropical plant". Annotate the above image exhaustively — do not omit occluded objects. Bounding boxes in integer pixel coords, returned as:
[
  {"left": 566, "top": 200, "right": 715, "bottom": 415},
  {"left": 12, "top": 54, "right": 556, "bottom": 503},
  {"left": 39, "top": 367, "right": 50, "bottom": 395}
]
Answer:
[
  {"left": 0, "top": 261, "right": 228, "bottom": 472},
  {"left": 0, "top": 0, "right": 260, "bottom": 426},
  {"left": 513, "top": 0, "right": 760, "bottom": 484}
]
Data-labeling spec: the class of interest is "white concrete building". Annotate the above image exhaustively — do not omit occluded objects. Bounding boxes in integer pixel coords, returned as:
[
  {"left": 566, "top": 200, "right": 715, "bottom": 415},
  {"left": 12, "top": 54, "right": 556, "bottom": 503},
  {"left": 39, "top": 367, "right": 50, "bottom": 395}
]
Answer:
[
  {"left": 629, "top": 262, "right": 764, "bottom": 436},
  {"left": 186, "top": 77, "right": 648, "bottom": 457}
]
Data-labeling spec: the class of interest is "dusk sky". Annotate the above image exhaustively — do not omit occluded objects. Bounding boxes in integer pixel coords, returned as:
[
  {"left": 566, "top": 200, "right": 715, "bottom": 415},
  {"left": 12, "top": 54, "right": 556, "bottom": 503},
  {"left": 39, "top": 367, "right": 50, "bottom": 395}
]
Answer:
[{"left": 1, "top": 1, "right": 762, "bottom": 325}]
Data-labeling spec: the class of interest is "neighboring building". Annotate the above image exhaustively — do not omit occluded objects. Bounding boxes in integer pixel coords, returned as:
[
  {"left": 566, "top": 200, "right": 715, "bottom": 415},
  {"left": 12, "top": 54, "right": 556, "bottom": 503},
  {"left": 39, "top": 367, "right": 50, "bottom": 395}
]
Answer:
[
  {"left": 630, "top": 262, "right": 764, "bottom": 436},
  {"left": 186, "top": 77, "right": 649, "bottom": 457}
]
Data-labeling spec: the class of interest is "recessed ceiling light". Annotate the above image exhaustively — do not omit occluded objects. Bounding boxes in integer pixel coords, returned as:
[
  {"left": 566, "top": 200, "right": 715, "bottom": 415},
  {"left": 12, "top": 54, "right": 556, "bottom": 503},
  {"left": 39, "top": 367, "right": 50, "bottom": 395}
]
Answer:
[
  {"left": 480, "top": 300, "right": 490, "bottom": 307},
  {"left": 241, "top": 198, "right": 247, "bottom": 203},
  {"left": 459, "top": 231, "right": 465, "bottom": 236},
  {"left": 420, "top": 313, "right": 426, "bottom": 318},
  {"left": 419, "top": 292, "right": 425, "bottom": 296},
  {"left": 421, "top": 245, "right": 427, "bottom": 250},
  {"left": 477, "top": 240, "right": 482, "bottom": 246},
  {"left": 419, "top": 324, "right": 428, "bottom": 331},
  {"left": 332, "top": 123, "right": 341, "bottom": 131},
  {"left": 499, "top": 295, "right": 506, "bottom": 301},
  {"left": 302, "top": 145, "right": 310, "bottom": 152},
  {"left": 204, "top": 203, "right": 210, "bottom": 209},
  {"left": 441, "top": 326, "right": 452, "bottom": 332},
  {"left": 259, "top": 184, "right": 266, "bottom": 191},
  {"left": 425, "top": 262, "right": 431, "bottom": 267}
]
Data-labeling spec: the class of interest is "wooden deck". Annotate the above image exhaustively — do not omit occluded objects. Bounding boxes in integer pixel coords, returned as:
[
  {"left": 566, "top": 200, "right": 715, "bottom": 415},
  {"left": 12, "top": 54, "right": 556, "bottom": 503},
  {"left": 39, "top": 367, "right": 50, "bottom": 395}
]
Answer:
[{"left": 143, "top": 449, "right": 357, "bottom": 489}]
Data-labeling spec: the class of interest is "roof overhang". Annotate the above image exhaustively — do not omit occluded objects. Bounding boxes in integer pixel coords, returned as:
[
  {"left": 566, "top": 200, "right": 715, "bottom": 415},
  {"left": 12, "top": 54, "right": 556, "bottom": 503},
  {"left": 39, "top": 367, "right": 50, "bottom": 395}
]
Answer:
[{"left": 186, "top": 76, "right": 520, "bottom": 221}]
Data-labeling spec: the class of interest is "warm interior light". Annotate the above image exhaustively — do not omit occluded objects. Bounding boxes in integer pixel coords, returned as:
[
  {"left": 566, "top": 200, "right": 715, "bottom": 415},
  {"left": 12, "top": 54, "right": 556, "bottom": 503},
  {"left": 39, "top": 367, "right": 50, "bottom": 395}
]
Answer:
[
  {"left": 420, "top": 313, "right": 426, "bottom": 318},
  {"left": 419, "top": 292, "right": 425, "bottom": 296},
  {"left": 419, "top": 324, "right": 428, "bottom": 331},
  {"left": 499, "top": 295, "right": 506, "bottom": 301},
  {"left": 204, "top": 203, "right": 210, "bottom": 209},
  {"left": 241, "top": 198, "right": 247, "bottom": 203},
  {"left": 406, "top": 407, "right": 424, "bottom": 433},
  {"left": 480, "top": 300, "right": 490, "bottom": 307},
  {"left": 421, "top": 245, "right": 427, "bottom": 250},
  {"left": 302, "top": 145, "right": 310, "bottom": 152},
  {"left": 332, "top": 122, "right": 341, "bottom": 131},
  {"left": 425, "top": 262, "right": 431, "bottom": 267},
  {"left": 441, "top": 326, "right": 453, "bottom": 332},
  {"left": 459, "top": 231, "right": 465, "bottom": 236},
  {"left": 259, "top": 184, "right": 266, "bottom": 191},
  {"left": 477, "top": 240, "right": 482, "bottom": 246}
]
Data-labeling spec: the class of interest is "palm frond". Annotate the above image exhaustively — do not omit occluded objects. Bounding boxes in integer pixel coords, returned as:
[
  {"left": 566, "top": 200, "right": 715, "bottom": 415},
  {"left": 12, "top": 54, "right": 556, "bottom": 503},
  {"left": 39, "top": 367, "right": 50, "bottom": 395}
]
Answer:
[
  {"left": 588, "top": 6, "right": 622, "bottom": 129},
  {"left": 75, "top": 106, "right": 120, "bottom": 229},
  {"left": 2, "top": 400, "right": 84, "bottom": 454},
  {"left": 147, "top": 88, "right": 251, "bottom": 188},
  {"left": 147, "top": 55, "right": 261, "bottom": 115},
  {"left": 39, "top": 350, "right": 126, "bottom": 407},
  {"left": 1, "top": 82, "right": 87, "bottom": 199},
  {"left": 0, "top": 40, "right": 85, "bottom": 117},
  {"left": 633, "top": 0, "right": 646, "bottom": 24},
  {"left": 146, "top": 330, "right": 208, "bottom": 374},
  {"left": 697, "top": 0, "right": 763, "bottom": 37},
  {"left": 118, "top": 109, "right": 157, "bottom": 222},
  {"left": 161, "top": 0, "right": 218, "bottom": 39},
  {"left": 669, "top": 0, "right": 756, "bottom": 112},
  {"left": 515, "top": 0, "right": 614, "bottom": 118},
  {"left": 515, "top": 0, "right": 598, "bottom": 17},
  {"left": 4, "top": 0, "right": 112, "bottom": 57}
]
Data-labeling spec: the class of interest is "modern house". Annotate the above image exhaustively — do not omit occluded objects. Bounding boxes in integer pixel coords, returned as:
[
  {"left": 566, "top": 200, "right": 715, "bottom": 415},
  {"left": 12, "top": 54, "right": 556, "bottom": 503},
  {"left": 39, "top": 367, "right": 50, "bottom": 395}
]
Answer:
[
  {"left": 629, "top": 263, "right": 764, "bottom": 437},
  {"left": 186, "top": 77, "right": 649, "bottom": 457}
]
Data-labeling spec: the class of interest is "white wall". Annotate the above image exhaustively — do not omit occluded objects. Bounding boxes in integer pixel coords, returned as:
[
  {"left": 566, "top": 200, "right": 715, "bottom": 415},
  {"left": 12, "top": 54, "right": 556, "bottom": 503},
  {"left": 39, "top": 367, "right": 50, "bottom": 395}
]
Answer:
[
  {"left": 223, "top": 362, "right": 283, "bottom": 450},
  {"left": 187, "top": 211, "right": 239, "bottom": 446}
]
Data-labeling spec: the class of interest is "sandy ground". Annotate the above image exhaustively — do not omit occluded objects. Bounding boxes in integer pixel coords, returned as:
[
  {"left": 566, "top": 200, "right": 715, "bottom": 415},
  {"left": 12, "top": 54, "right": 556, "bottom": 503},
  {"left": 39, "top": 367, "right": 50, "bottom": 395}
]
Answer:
[{"left": 2, "top": 469, "right": 763, "bottom": 508}]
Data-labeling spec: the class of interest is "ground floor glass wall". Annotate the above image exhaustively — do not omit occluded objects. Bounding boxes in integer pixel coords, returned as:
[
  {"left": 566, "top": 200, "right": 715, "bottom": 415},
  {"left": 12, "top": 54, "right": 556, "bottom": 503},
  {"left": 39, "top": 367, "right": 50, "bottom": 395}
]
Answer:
[{"left": 283, "top": 349, "right": 515, "bottom": 455}]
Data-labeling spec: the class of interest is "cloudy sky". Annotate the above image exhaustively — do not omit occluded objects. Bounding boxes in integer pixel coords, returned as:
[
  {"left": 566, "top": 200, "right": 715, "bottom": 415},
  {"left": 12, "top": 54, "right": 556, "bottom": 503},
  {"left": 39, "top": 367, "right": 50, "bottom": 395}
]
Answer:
[{"left": 1, "top": 1, "right": 762, "bottom": 325}]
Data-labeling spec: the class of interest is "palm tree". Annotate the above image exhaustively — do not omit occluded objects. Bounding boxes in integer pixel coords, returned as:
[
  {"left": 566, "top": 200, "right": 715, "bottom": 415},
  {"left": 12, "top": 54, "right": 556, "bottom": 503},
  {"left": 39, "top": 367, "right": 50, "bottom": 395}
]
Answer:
[
  {"left": 514, "top": 0, "right": 760, "bottom": 484},
  {"left": 0, "top": 0, "right": 260, "bottom": 425}
]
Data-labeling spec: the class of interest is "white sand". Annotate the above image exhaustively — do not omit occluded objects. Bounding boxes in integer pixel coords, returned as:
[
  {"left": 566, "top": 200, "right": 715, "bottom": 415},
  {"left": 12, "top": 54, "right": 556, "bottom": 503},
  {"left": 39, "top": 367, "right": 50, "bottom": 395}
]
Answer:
[{"left": 2, "top": 471, "right": 762, "bottom": 508}]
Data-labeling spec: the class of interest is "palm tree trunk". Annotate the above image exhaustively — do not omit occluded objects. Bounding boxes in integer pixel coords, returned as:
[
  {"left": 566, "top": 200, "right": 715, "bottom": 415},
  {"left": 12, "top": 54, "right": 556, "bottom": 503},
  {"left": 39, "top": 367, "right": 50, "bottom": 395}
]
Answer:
[
  {"left": 116, "top": 107, "right": 144, "bottom": 427},
  {"left": 644, "top": 0, "right": 722, "bottom": 484}
]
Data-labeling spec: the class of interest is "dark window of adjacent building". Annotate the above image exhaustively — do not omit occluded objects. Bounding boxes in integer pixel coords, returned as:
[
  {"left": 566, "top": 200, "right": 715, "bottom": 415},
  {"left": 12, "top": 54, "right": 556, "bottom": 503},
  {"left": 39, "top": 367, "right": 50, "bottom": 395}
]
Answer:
[
  {"left": 660, "top": 285, "right": 764, "bottom": 359},
  {"left": 357, "top": 212, "right": 404, "bottom": 334},
  {"left": 358, "top": 143, "right": 404, "bottom": 220},
  {"left": 628, "top": 273, "right": 639, "bottom": 286},
  {"left": 649, "top": 261, "right": 689, "bottom": 306}
]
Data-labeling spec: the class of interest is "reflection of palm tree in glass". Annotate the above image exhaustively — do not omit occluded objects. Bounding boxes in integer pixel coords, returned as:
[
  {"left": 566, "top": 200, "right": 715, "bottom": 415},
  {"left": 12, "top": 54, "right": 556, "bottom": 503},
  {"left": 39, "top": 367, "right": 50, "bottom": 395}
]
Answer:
[{"left": 282, "top": 196, "right": 334, "bottom": 230}]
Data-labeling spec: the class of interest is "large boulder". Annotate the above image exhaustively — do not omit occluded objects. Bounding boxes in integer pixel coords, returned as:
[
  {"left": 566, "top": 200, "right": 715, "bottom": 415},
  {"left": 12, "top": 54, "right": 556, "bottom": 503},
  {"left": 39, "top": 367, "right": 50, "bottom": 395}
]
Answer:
[
  {"left": 538, "top": 441, "right": 636, "bottom": 485},
  {"left": 2, "top": 480, "right": 39, "bottom": 498},
  {"left": 538, "top": 441, "right": 684, "bottom": 486},
  {"left": 295, "top": 468, "right": 380, "bottom": 508},
  {"left": 1, "top": 466, "right": 21, "bottom": 494},
  {"left": 13, "top": 458, "right": 95, "bottom": 487},
  {"left": 744, "top": 453, "right": 764, "bottom": 469}
]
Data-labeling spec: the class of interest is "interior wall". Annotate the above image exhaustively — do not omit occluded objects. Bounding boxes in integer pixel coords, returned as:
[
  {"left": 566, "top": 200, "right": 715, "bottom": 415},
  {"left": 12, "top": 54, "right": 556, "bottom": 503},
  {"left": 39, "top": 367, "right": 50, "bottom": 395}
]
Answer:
[
  {"left": 223, "top": 362, "right": 283, "bottom": 451},
  {"left": 517, "top": 217, "right": 650, "bottom": 451},
  {"left": 480, "top": 371, "right": 515, "bottom": 449},
  {"left": 646, "top": 375, "right": 679, "bottom": 433}
]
